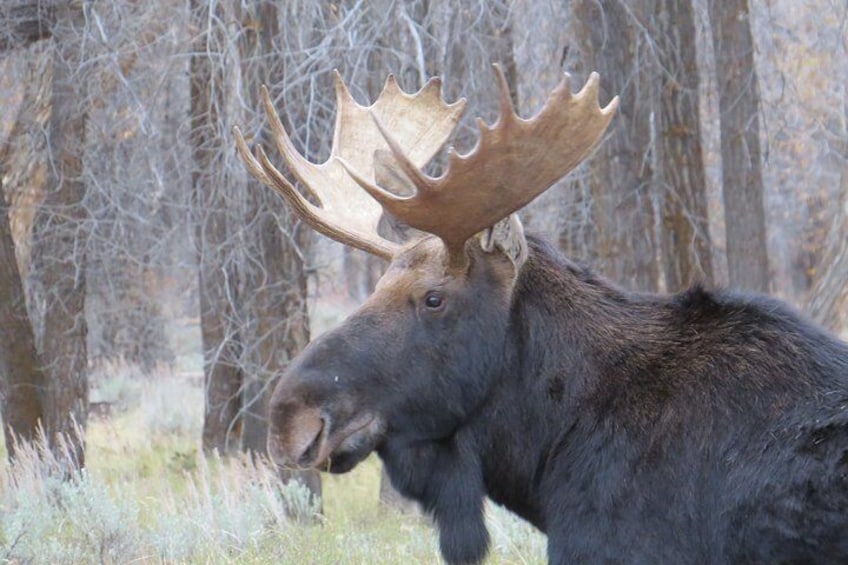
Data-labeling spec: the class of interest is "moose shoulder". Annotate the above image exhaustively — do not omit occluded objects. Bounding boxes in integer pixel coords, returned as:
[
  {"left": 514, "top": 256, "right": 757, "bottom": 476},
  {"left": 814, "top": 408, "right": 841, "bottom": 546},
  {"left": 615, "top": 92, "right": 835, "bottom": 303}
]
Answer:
[{"left": 235, "top": 69, "right": 848, "bottom": 564}]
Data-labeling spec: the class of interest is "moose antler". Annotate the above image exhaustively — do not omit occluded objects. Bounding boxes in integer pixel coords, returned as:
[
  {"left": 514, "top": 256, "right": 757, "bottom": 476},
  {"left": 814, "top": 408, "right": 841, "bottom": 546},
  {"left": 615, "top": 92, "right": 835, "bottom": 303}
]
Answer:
[
  {"left": 234, "top": 72, "right": 466, "bottom": 259},
  {"left": 340, "top": 65, "right": 619, "bottom": 267}
]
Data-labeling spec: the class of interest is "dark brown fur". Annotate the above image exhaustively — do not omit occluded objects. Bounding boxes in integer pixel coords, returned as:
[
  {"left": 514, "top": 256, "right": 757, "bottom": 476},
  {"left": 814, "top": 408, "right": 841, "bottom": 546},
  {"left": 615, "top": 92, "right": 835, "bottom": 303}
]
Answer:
[{"left": 269, "top": 235, "right": 848, "bottom": 564}]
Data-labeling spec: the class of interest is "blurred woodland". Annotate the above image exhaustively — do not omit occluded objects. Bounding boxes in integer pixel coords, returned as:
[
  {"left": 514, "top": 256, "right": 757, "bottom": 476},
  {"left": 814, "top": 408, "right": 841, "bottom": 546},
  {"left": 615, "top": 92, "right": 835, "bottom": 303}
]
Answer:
[{"left": 0, "top": 0, "right": 846, "bottom": 503}]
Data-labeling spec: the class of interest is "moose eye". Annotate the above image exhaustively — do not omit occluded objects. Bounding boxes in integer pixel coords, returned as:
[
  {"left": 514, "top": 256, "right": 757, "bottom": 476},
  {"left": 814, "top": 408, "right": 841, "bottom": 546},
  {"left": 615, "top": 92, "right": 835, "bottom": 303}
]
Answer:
[{"left": 424, "top": 293, "right": 444, "bottom": 310}]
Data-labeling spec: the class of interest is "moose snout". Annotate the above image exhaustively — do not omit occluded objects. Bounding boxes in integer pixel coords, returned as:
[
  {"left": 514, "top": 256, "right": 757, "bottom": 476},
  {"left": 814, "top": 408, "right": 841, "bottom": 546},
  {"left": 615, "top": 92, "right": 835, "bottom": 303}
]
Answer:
[{"left": 267, "top": 402, "right": 327, "bottom": 469}]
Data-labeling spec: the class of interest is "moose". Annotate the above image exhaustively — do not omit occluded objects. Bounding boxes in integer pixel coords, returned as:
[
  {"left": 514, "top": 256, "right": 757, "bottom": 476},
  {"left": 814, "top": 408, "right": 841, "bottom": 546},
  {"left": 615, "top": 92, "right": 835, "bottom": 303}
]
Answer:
[{"left": 235, "top": 67, "right": 848, "bottom": 564}]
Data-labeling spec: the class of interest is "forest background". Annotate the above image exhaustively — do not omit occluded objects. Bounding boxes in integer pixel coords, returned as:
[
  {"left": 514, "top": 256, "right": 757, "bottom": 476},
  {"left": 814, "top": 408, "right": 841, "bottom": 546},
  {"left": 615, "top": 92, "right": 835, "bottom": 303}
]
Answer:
[{"left": 0, "top": 0, "right": 845, "bottom": 561}]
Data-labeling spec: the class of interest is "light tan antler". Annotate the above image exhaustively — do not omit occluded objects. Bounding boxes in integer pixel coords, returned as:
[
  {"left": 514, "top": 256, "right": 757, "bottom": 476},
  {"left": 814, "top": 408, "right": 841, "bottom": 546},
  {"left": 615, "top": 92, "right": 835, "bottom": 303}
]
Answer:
[
  {"left": 341, "top": 65, "right": 618, "bottom": 266},
  {"left": 234, "top": 72, "right": 466, "bottom": 259}
]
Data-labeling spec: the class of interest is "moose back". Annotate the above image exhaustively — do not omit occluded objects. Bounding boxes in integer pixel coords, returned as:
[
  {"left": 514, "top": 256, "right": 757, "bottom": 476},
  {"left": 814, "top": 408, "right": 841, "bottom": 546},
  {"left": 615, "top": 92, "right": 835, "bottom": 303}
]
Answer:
[{"left": 235, "top": 68, "right": 848, "bottom": 564}]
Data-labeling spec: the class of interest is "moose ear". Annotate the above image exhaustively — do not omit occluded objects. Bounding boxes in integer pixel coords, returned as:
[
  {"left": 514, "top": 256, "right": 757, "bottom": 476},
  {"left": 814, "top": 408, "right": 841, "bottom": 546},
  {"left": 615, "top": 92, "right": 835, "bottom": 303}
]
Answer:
[{"left": 479, "top": 214, "right": 528, "bottom": 268}]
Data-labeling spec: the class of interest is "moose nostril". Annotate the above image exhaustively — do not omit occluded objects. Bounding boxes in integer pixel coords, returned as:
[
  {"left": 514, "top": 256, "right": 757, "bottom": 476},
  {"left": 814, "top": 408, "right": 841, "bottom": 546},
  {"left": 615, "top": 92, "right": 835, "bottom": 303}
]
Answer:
[
  {"left": 297, "top": 416, "right": 325, "bottom": 467},
  {"left": 271, "top": 404, "right": 327, "bottom": 468}
]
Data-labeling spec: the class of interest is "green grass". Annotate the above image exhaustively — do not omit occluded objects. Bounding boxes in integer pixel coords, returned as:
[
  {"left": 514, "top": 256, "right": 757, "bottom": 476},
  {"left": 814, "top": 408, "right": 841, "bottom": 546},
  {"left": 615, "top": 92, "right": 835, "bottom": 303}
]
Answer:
[{"left": 0, "top": 367, "right": 546, "bottom": 564}]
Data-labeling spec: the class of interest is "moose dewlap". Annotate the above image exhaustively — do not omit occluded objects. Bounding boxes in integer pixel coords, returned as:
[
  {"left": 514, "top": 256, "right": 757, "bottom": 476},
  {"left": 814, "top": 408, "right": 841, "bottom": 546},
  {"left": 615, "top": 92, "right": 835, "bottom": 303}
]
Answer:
[{"left": 235, "top": 68, "right": 848, "bottom": 564}]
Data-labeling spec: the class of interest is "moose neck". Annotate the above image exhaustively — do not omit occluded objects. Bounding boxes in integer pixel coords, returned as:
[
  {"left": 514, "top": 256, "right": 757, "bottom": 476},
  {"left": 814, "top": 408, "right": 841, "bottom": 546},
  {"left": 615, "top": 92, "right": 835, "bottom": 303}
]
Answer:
[{"left": 470, "top": 236, "right": 669, "bottom": 530}]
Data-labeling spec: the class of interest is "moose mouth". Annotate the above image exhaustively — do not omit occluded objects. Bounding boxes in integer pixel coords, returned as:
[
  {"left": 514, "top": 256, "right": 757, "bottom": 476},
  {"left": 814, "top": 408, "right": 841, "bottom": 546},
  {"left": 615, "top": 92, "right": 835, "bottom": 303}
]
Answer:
[{"left": 270, "top": 410, "right": 385, "bottom": 474}]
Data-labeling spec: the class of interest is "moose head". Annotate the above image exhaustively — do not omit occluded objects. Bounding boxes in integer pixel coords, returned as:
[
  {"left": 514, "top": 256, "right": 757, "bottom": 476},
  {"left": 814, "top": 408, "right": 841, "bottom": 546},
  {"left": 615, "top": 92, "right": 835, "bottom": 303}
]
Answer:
[
  {"left": 235, "top": 67, "right": 617, "bottom": 562},
  {"left": 235, "top": 66, "right": 615, "bottom": 470}
]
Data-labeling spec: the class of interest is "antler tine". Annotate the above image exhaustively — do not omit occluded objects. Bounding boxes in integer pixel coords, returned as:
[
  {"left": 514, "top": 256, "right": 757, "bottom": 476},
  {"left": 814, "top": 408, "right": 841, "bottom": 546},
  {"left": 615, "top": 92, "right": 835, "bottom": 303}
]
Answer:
[
  {"left": 493, "top": 63, "right": 515, "bottom": 123},
  {"left": 235, "top": 72, "right": 465, "bottom": 260},
  {"left": 340, "top": 64, "right": 619, "bottom": 267},
  {"left": 338, "top": 115, "right": 436, "bottom": 210},
  {"left": 234, "top": 92, "right": 399, "bottom": 259},
  {"left": 234, "top": 127, "right": 324, "bottom": 234}
]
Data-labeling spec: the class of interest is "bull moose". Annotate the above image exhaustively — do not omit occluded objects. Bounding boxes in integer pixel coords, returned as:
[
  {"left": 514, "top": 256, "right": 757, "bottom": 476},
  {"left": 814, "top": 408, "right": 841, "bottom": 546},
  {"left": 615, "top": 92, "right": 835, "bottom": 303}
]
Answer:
[{"left": 234, "top": 67, "right": 848, "bottom": 564}]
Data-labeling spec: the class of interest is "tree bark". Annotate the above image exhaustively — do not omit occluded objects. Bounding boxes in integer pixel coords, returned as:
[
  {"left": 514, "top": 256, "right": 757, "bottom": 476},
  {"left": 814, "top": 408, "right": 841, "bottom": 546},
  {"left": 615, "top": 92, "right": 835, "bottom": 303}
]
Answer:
[
  {"left": 28, "top": 0, "right": 90, "bottom": 467},
  {"left": 235, "top": 0, "right": 320, "bottom": 500},
  {"left": 572, "top": 0, "right": 661, "bottom": 291},
  {"left": 805, "top": 227, "right": 848, "bottom": 334},
  {"left": 0, "top": 0, "right": 50, "bottom": 458},
  {"left": 510, "top": 0, "right": 591, "bottom": 253},
  {"left": 237, "top": 198, "right": 320, "bottom": 499},
  {"left": 804, "top": 99, "right": 848, "bottom": 333},
  {"left": 708, "top": 0, "right": 769, "bottom": 292},
  {"left": 653, "top": 0, "right": 714, "bottom": 290},
  {"left": 190, "top": 0, "right": 322, "bottom": 500},
  {"left": 0, "top": 198, "right": 45, "bottom": 456},
  {"left": 190, "top": 0, "right": 243, "bottom": 455}
]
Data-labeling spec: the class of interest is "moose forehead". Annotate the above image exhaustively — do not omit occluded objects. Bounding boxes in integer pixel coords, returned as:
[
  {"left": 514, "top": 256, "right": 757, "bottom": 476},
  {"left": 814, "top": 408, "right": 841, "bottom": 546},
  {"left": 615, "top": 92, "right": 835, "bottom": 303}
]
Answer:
[
  {"left": 370, "top": 234, "right": 517, "bottom": 308},
  {"left": 375, "top": 236, "right": 457, "bottom": 294}
]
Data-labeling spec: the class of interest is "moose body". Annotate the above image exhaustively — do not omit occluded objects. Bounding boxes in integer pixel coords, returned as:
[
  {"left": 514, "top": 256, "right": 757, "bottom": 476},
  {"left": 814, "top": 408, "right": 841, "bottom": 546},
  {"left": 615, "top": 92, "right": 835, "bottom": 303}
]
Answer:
[
  {"left": 270, "top": 235, "right": 848, "bottom": 564},
  {"left": 235, "top": 68, "right": 848, "bottom": 563}
]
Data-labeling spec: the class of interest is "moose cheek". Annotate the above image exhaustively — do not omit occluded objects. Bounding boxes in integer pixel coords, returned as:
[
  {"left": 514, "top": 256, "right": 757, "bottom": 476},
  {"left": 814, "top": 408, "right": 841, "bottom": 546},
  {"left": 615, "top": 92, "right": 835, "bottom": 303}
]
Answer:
[{"left": 325, "top": 416, "right": 385, "bottom": 473}]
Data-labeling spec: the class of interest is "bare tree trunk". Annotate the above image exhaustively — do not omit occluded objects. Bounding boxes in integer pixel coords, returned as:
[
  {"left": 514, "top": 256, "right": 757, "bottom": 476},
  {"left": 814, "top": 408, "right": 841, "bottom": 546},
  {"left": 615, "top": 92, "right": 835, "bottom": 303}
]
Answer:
[
  {"left": 708, "top": 0, "right": 769, "bottom": 292},
  {"left": 237, "top": 199, "right": 319, "bottom": 496},
  {"left": 510, "top": 0, "right": 588, "bottom": 249},
  {"left": 196, "top": 271, "right": 243, "bottom": 455},
  {"left": 805, "top": 99, "right": 848, "bottom": 332},
  {"left": 0, "top": 0, "right": 51, "bottom": 458},
  {"left": 235, "top": 0, "right": 321, "bottom": 500},
  {"left": 653, "top": 0, "right": 714, "bottom": 290},
  {"left": 28, "top": 0, "right": 90, "bottom": 467},
  {"left": 190, "top": 0, "right": 243, "bottom": 455},
  {"left": 0, "top": 198, "right": 45, "bottom": 456},
  {"left": 572, "top": 0, "right": 660, "bottom": 291},
  {"left": 806, "top": 227, "right": 848, "bottom": 333}
]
